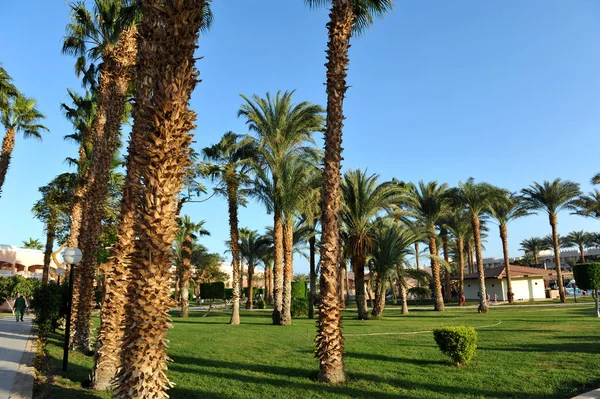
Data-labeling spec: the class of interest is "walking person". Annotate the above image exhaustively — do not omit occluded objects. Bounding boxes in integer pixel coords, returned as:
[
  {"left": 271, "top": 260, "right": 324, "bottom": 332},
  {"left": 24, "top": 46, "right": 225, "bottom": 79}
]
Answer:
[{"left": 14, "top": 293, "right": 26, "bottom": 322}]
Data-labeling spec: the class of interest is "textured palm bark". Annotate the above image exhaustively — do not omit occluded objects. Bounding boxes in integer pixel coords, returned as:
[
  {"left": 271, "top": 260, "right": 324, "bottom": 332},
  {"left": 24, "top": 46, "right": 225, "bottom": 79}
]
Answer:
[
  {"left": 281, "top": 221, "right": 294, "bottom": 325},
  {"left": 66, "top": 135, "right": 91, "bottom": 249},
  {"left": 113, "top": 1, "right": 203, "bottom": 396},
  {"left": 0, "top": 128, "right": 16, "bottom": 197},
  {"left": 352, "top": 256, "right": 368, "bottom": 319},
  {"left": 414, "top": 242, "right": 420, "bottom": 270},
  {"left": 457, "top": 237, "right": 465, "bottom": 303},
  {"left": 499, "top": 224, "right": 514, "bottom": 303},
  {"left": 265, "top": 266, "right": 272, "bottom": 303},
  {"left": 467, "top": 241, "right": 474, "bottom": 274},
  {"left": 579, "top": 244, "right": 586, "bottom": 263},
  {"left": 441, "top": 228, "right": 451, "bottom": 301},
  {"left": 180, "top": 234, "right": 193, "bottom": 317},
  {"left": 227, "top": 181, "right": 241, "bottom": 325},
  {"left": 472, "top": 215, "right": 488, "bottom": 312},
  {"left": 370, "top": 275, "right": 385, "bottom": 317},
  {"left": 308, "top": 235, "right": 316, "bottom": 319},
  {"left": 246, "top": 266, "right": 254, "bottom": 309},
  {"left": 344, "top": 260, "right": 350, "bottom": 304},
  {"left": 315, "top": 0, "right": 352, "bottom": 383},
  {"left": 42, "top": 217, "right": 56, "bottom": 284},
  {"left": 91, "top": 116, "right": 144, "bottom": 390},
  {"left": 70, "top": 27, "right": 138, "bottom": 352},
  {"left": 550, "top": 214, "right": 566, "bottom": 302},
  {"left": 338, "top": 260, "right": 345, "bottom": 307},
  {"left": 429, "top": 223, "right": 445, "bottom": 311},
  {"left": 272, "top": 210, "right": 284, "bottom": 324}
]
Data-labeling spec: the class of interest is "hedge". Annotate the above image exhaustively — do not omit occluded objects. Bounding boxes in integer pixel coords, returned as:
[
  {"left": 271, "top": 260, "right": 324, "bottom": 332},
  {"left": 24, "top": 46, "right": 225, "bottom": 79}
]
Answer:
[
  {"left": 573, "top": 263, "right": 600, "bottom": 291},
  {"left": 199, "top": 282, "right": 225, "bottom": 300},
  {"left": 243, "top": 287, "right": 264, "bottom": 297},
  {"left": 433, "top": 326, "right": 478, "bottom": 366},
  {"left": 291, "top": 281, "right": 308, "bottom": 299}
]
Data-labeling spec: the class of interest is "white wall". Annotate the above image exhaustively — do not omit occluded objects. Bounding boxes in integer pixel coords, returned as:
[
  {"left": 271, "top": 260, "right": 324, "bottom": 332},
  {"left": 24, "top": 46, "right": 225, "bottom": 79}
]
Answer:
[{"left": 463, "top": 277, "right": 545, "bottom": 301}]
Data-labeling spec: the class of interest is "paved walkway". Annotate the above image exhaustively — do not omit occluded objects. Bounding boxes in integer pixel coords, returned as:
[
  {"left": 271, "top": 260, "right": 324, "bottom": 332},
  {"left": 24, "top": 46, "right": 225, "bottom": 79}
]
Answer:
[{"left": 0, "top": 315, "right": 33, "bottom": 399}]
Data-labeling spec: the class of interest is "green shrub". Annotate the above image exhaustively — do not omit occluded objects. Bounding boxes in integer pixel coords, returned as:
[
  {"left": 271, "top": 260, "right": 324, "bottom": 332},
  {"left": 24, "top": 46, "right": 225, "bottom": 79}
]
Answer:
[
  {"left": 573, "top": 263, "right": 600, "bottom": 291},
  {"left": 200, "top": 282, "right": 226, "bottom": 300},
  {"left": 433, "top": 326, "right": 478, "bottom": 366},
  {"left": 243, "top": 287, "right": 262, "bottom": 298},
  {"left": 225, "top": 288, "right": 233, "bottom": 300},
  {"left": 32, "top": 282, "right": 68, "bottom": 336},
  {"left": 256, "top": 300, "right": 267, "bottom": 309},
  {"left": 291, "top": 281, "right": 308, "bottom": 299},
  {"left": 291, "top": 298, "right": 308, "bottom": 317}
]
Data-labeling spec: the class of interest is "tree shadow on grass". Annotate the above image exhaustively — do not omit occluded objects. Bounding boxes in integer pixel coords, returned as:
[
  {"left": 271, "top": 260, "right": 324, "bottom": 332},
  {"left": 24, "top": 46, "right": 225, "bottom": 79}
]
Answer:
[
  {"left": 478, "top": 342, "right": 600, "bottom": 354},
  {"left": 345, "top": 351, "right": 447, "bottom": 367}
]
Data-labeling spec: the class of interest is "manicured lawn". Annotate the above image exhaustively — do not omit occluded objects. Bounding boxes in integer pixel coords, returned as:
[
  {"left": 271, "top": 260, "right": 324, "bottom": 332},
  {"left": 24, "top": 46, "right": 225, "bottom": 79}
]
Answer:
[{"left": 44, "top": 304, "right": 600, "bottom": 398}]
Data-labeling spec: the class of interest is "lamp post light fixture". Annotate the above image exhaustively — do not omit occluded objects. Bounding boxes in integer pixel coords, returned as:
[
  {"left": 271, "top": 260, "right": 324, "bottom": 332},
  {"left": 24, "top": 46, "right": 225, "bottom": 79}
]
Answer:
[{"left": 62, "top": 247, "right": 82, "bottom": 372}]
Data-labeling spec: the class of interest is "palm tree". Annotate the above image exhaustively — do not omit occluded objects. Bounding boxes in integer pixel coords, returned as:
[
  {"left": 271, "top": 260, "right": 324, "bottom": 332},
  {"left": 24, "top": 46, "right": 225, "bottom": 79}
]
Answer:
[
  {"left": 307, "top": 0, "right": 394, "bottom": 383},
  {"left": 202, "top": 132, "right": 256, "bottom": 325},
  {"left": 238, "top": 229, "right": 269, "bottom": 309},
  {"left": 0, "top": 95, "right": 47, "bottom": 197},
  {"left": 368, "top": 220, "right": 415, "bottom": 317},
  {"left": 298, "top": 189, "right": 321, "bottom": 319},
  {"left": 63, "top": 0, "right": 138, "bottom": 352},
  {"left": 521, "top": 179, "right": 581, "bottom": 302},
  {"left": 489, "top": 192, "right": 530, "bottom": 303},
  {"left": 565, "top": 231, "right": 591, "bottom": 263},
  {"left": 0, "top": 64, "right": 19, "bottom": 111},
  {"left": 404, "top": 181, "right": 450, "bottom": 311},
  {"left": 574, "top": 190, "right": 600, "bottom": 220},
  {"left": 445, "top": 207, "right": 470, "bottom": 302},
  {"left": 450, "top": 179, "right": 505, "bottom": 313},
  {"left": 175, "top": 216, "right": 209, "bottom": 317},
  {"left": 239, "top": 91, "right": 324, "bottom": 325},
  {"left": 22, "top": 238, "right": 43, "bottom": 250},
  {"left": 340, "top": 169, "right": 402, "bottom": 319},
  {"left": 519, "top": 237, "right": 547, "bottom": 265},
  {"left": 113, "top": 1, "right": 209, "bottom": 396}
]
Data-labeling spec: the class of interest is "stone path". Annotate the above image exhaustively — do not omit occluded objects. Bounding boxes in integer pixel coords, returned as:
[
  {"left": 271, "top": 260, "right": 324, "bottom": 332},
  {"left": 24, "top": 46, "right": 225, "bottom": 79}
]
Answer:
[{"left": 0, "top": 315, "right": 33, "bottom": 399}]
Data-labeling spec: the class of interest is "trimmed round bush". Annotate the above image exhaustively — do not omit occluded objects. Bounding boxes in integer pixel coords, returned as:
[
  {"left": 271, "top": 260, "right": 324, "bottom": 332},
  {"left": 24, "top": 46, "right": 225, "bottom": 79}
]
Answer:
[
  {"left": 433, "top": 326, "right": 478, "bottom": 366},
  {"left": 291, "top": 298, "right": 308, "bottom": 317}
]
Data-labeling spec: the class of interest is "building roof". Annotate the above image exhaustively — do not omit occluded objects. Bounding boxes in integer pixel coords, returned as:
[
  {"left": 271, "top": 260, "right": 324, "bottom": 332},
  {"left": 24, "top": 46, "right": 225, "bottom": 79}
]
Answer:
[
  {"left": 463, "top": 265, "right": 553, "bottom": 280},
  {"left": 0, "top": 244, "right": 61, "bottom": 269}
]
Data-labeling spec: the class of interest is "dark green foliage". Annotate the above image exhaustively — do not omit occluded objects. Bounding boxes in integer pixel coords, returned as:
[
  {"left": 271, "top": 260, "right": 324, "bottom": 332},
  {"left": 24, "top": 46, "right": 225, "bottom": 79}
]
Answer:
[
  {"left": 32, "top": 282, "right": 68, "bottom": 336},
  {"left": 0, "top": 275, "right": 39, "bottom": 303},
  {"left": 199, "top": 282, "right": 226, "bottom": 300},
  {"left": 433, "top": 326, "right": 478, "bottom": 366},
  {"left": 243, "top": 287, "right": 263, "bottom": 297},
  {"left": 291, "top": 298, "right": 308, "bottom": 317},
  {"left": 225, "top": 288, "right": 233, "bottom": 300},
  {"left": 291, "top": 281, "right": 308, "bottom": 299},
  {"left": 256, "top": 300, "right": 267, "bottom": 309},
  {"left": 408, "top": 286, "right": 431, "bottom": 298},
  {"left": 573, "top": 263, "right": 600, "bottom": 291}
]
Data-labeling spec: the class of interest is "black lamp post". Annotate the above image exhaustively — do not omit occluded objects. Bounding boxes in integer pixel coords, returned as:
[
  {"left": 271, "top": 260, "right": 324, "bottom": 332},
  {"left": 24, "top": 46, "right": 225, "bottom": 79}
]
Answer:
[{"left": 62, "top": 247, "right": 82, "bottom": 372}]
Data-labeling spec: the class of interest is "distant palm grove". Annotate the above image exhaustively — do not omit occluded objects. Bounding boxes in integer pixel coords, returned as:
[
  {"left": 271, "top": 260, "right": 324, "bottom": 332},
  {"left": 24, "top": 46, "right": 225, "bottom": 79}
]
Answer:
[{"left": 2, "top": 0, "right": 600, "bottom": 398}]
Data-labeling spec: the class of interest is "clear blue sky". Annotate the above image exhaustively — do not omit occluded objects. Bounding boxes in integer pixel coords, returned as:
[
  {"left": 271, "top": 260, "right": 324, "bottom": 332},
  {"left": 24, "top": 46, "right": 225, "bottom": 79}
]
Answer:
[{"left": 1, "top": 1, "right": 600, "bottom": 273}]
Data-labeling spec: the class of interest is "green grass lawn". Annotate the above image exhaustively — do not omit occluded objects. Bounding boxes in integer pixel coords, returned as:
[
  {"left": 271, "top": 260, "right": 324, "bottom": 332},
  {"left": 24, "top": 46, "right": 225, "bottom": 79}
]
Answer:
[{"left": 44, "top": 304, "right": 600, "bottom": 399}]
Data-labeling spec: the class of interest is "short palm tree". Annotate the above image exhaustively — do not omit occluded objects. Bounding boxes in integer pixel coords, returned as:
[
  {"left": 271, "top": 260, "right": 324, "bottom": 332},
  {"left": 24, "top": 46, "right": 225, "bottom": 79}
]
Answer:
[
  {"left": 565, "top": 231, "right": 591, "bottom": 263},
  {"left": 306, "top": 0, "right": 394, "bottom": 383},
  {"left": 22, "top": 238, "right": 43, "bottom": 250},
  {"left": 450, "top": 179, "right": 506, "bottom": 313},
  {"left": 404, "top": 181, "right": 450, "bottom": 311},
  {"left": 519, "top": 237, "right": 547, "bottom": 265},
  {"left": 0, "top": 95, "right": 47, "bottom": 197},
  {"left": 489, "top": 192, "right": 530, "bottom": 303},
  {"left": 297, "top": 189, "right": 321, "bottom": 319},
  {"left": 445, "top": 207, "right": 471, "bottom": 301},
  {"left": 521, "top": 179, "right": 581, "bottom": 302},
  {"left": 202, "top": 132, "right": 256, "bottom": 325},
  {"left": 341, "top": 169, "right": 403, "bottom": 320},
  {"left": 368, "top": 220, "right": 415, "bottom": 317},
  {"left": 239, "top": 90, "right": 324, "bottom": 325},
  {"left": 175, "top": 216, "right": 209, "bottom": 317},
  {"left": 239, "top": 229, "right": 269, "bottom": 309}
]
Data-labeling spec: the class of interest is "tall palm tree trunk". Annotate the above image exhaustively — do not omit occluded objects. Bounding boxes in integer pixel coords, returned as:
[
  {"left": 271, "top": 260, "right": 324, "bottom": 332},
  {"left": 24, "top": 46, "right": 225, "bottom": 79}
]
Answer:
[
  {"left": 467, "top": 241, "right": 474, "bottom": 274},
  {"left": 42, "top": 217, "right": 56, "bottom": 284},
  {"left": 180, "top": 234, "right": 193, "bottom": 317},
  {"left": 113, "top": 1, "right": 204, "bottom": 395},
  {"left": 499, "top": 224, "right": 514, "bottom": 303},
  {"left": 414, "top": 242, "right": 420, "bottom": 270},
  {"left": 442, "top": 230, "right": 451, "bottom": 301},
  {"left": 281, "top": 221, "right": 294, "bottom": 325},
  {"left": 344, "top": 259, "right": 350, "bottom": 304},
  {"left": 457, "top": 237, "right": 465, "bottom": 304},
  {"left": 352, "top": 256, "right": 369, "bottom": 319},
  {"left": 472, "top": 215, "right": 488, "bottom": 312},
  {"left": 239, "top": 257, "right": 245, "bottom": 303},
  {"left": 308, "top": 235, "right": 317, "bottom": 319},
  {"left": 246, "top": 267, "right": 254, "bottom": 309},
  {"left": 272, "top": 209, "right": 284, "bottom": 324},
  {"left": 400, "top": 280, "right": 409, "bottom": 314},
  {"left": 227, "top": 182, "right": 241, "bottom": 325},
  {"left": 266, "top": 266, "right": 272, "bottom": 303},
  {"left": 91, "top": 119, "right": 143, "bottom": 390},
  {"left": 0, "top": 128, "right": 16, "bottom": 196},
  {"left": 370, "top": 275, "right": 385, "bottom": 317},
  {"left": 338, "top": 262, "right": 345, "bottom": 306},
  {"left": 579, "top": 244, "right": 586, "bottom": 263},
  {"left": 315, "top": 0, "right": 352, "bottom": 384},
  {"left": 429, "top": 224, "right": 445, "bottom": 311},
  {"left": 70, "top": 26, "right": 138, "bottom": 352},
  {"left": 550, "top": 214, "right": 566, "bottom": 302},
  {"left": 67, "top": 139, "right": 90, "bottom": 248}
]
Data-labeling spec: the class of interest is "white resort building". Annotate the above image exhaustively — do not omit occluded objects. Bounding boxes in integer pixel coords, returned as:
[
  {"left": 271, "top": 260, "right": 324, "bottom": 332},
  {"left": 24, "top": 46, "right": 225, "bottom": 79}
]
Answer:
[{"left": 0, "top": 244, "right": 63, "bottom": 280}]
